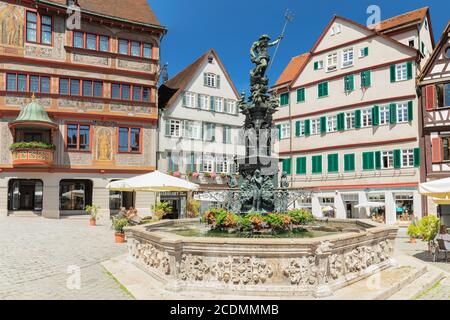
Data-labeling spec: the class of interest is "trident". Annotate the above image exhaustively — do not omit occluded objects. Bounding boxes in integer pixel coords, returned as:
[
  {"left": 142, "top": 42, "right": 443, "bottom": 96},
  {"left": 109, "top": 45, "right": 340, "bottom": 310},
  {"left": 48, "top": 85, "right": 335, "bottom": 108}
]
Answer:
[{"left": 268, "top": 9, "right": 295, "bottom": 73}]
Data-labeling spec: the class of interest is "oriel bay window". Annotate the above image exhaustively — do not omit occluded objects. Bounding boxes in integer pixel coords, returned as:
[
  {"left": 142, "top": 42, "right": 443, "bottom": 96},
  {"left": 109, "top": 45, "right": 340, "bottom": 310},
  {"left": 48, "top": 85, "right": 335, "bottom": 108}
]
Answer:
[
  {"left": 6, "top": 73, "right": 50, "bottom": 94},
  {"left": 118, "top": 127, "right": 141, "bottom": 153},
  {"left": 26, "top": 11, "right": 52, "bottom": 45},
  {"left": 66, "top": 124, "right": 91, "bottom": 151}
]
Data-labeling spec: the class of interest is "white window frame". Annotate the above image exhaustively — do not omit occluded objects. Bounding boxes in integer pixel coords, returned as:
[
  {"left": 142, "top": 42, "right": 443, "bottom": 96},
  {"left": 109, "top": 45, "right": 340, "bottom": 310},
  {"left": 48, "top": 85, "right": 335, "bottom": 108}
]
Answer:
[
  {"left": 382, "top": 151, "right": 394, "bottom": 169},
  {"left": 379, "top": 105, "right": 390, "bottom": 125},
  {"left": 216, "top": 156, "right": 232, "bottom": 174},
  {"left": 395, "top": 63, "right": 408, "bottom": 81},
  {"left": 361, "top": 108, "right": 372, "bottom": 127},
  {"left": 202, "top": 155, "right": 215, "bottom": 173},
  {"left": 298, "top": 121, "right": 305, "bottom": 136},
  {"left": 280, "top": 123, "right": 291, "bottom": 139},
  {"left": 316, "top": 60, "right": 324, "bottom": 70},
  {"left": 345, "top": 112, "right": 355, "bottom": 130},
  {"left": 396, "top": 103, "right": 409, "bottom": 123},
  {"left": 359, "top": 47, "right": 368, "bottom": 58},
  {"left": 185, "top": 92, "right": 196, "bottom": 108},
  {"left": 225, "top": 99, "right": 236, "bottom": 114},
  {"left": 311, "top": 118, "right": 320, "bottom": 135},
  {"left": 402, "top": 149, "right": 414, "bottom": 168},
  {"left": 327, "top": 115, "right": 337, "bottom": 133},
  {"left": 326, "top": 52, "right": 338, "bottom": 71},
  {"left": 215, "top": 97, "right": 223, "bottom": 112},
  {"left": 204, "top": 73, "right": 216, "bottom": 88},
  {"left": 183, "top": 120, "right": 202, "bottom": 140},
  {"left": 342, "top": 48, "right": 354, "bottom": 68},
  {"left": 199, "top": 95, "right": 209, "bottom": 110},
  {"left": 168, "top": 119, "right": 181, "bottom": 137}
]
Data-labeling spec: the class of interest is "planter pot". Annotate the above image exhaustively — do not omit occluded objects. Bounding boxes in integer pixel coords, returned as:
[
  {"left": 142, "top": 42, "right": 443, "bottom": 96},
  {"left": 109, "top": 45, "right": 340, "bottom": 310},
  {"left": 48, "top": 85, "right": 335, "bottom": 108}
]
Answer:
[
  {"left": 115, "top": 232, "right": 125, "bottom": 243},
  {"left": 89, "top": 218, "right": 96, "bottom": 226}
]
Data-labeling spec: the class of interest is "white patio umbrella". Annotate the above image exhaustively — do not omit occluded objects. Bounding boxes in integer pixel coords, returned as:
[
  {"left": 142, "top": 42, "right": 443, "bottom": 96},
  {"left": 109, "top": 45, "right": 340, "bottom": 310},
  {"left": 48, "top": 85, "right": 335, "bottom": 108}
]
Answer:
[
  {"left": 106, "top": 170, "right": 199, "bottom": 192},
  {"left": 354, "top": 202, "right": 385, "bottom": 209},
  {"left": 419, "top": 177, "right": 450, "bottom": 199}
]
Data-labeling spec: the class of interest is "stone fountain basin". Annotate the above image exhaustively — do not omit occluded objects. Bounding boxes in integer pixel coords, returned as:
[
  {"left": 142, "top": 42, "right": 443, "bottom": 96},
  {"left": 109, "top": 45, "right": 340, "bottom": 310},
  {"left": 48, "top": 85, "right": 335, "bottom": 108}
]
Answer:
[{"left": 125, "top": 218, "right": 398, "bottom": 297}]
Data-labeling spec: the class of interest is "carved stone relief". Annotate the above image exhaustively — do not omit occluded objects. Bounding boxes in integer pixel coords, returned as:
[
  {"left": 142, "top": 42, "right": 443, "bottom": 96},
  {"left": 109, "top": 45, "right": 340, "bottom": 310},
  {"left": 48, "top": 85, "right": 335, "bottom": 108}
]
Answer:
[
  {"left": 0, "top": 3, "right": 24, "bottom": 48},
  {"left": 58, "top": 99, "right": 104, "bottom": 112},
  {"left": 118, "top": 59, "right": 152, "bottom": 72},
  {"left": 211, "top": 256, "right": 273, "bottom": 285},
  {"left": 73, "top": 53, "right": 109, "bottom": 66},
  {"left": 178, "top": 254, "right": 210, "bottom": 281},
  {"left": 128, "top": 239, "right": 170, "bottom": 275},
  {"left": 283, "top": 256, "right": 317, "bottom": 285},
  {"left": 6, "top": 96, "right": 51, "bottom": 108}
]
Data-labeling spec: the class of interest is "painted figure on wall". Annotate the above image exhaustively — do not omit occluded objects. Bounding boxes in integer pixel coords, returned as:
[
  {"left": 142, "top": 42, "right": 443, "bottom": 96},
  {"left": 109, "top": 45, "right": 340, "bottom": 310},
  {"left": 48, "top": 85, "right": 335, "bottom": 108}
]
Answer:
[
  {"left": 0, "top": 4, "right": 24, "bottom": 47},
  {"left": 97, "top": 128, "right": 112, "bottom": 161}
]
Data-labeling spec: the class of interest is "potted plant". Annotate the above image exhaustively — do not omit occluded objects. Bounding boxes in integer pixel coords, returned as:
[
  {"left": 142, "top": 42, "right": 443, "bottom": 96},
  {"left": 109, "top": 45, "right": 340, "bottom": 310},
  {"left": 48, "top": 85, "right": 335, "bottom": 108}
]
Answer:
[
  {"left": 220, "top": 172, "right": 227, "bottom": 179},
  {"left": 210, "top": 172, "right": 217, "bottom": 179},
  {"left": 154, "top": 201, "right": 173, "bottom": 220},
  {"left": 203, "top": 172, "right": 211, "bottom": 178},
  {"left": 416, "top": 215, "right": 440, "bottom": 252},
  {"left": 112, "top": 217, "right": 129, "bottom": 243},
  {"left": 192, "top": 172, "right": 200, "bottom": 179},
  {"left": 186, "top": 198, "right": 200, "bottom": 218},
  {"left": 407, "top": 223, "right": 419, "bottom": 243},
  {"left": 85, "top": 205, "right": 99, "bottom": 226},
  {"left": 172, "top": 171, "right": 181, "bottom": 178}
]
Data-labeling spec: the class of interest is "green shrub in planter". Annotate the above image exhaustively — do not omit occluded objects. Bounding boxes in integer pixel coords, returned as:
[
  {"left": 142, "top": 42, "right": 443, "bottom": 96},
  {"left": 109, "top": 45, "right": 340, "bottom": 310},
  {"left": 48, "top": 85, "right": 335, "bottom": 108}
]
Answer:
[
  {"left": 288, "top": 209, "right": 314, "bottom": 225},
  {"left": 407, "top": 224, "right": 420, "bottom": 238},
  {"left": 416, "top": 215, "right": 440, "bottom": 242},
  {"left": 9, "top": 141, "right": 56, "bottom": 151},
  {"left": 112, "top": 218, "right": 129, "bottom": 234}
]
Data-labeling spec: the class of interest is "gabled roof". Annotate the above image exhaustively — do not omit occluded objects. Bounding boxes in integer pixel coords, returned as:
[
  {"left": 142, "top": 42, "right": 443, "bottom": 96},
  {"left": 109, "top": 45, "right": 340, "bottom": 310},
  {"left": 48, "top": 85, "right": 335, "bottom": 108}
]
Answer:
[
  {"left": 273, "top": 53, "right": 310, "bottom": 90},
  {"left": 42, "top": 0, "right": 161, "bottom": 27},
  {"left": 369, "top": 7, "right": 428, "bottom": 32},
  {"left": 158, "top": 49, "right": 240, "bottom": 109},
  {"left": 420, "top": 20, "right": 450, "bottom": 81}
]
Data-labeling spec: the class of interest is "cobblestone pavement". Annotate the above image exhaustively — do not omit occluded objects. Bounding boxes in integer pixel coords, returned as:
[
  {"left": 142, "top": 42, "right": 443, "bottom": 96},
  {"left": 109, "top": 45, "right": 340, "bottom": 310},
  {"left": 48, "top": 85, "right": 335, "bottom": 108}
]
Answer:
[
  {"left": 0, "top": 217, "right": 132, "bottom": 300},
  {"left": 395, "top": 228, "right": 450, "bottom": 300}
]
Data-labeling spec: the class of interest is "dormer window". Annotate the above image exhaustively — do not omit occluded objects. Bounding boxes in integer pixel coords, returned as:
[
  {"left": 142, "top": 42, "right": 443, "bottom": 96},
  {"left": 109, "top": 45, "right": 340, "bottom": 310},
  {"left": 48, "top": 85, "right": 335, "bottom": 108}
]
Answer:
[
  {"left": 208, "top": 56, "right": 214, "bottom": 64},
  {"left": 331, "top": 24, "right": 341, "bottom": 36}
]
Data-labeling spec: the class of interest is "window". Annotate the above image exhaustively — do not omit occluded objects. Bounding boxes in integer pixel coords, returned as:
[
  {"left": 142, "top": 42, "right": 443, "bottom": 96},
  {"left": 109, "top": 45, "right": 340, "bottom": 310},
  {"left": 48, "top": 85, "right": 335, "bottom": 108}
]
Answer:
[
  {"left": 382, "top": 151, "right": 394, "bottom": 169},
  {"left": 215, "top": 98, "right": 223, "bottom": 112},
  {"left": 110, "top": 83, "right": 150, "bottom": 101},
  {"left": 396, "top": 63, "right": 407, "bottom": 81},
  {"left": 7, "top": 73, "right": 50, "bottom": 94},
  {"left": 402, "top": 149, "right": 414, "bottom": 168},
  {"left": 342, "top": 48, "right": 353, "bottom": 67},
  {"left": 313, "top": 60, "right": 324, "bottom": 70},
  {"left": 397, "top": 102, "right": 409, "bottom": 123},
  {"left": 361, "top": 108, "right": 372, "bottom": 127},
  {"left": 59, "top": 78, "right": 104, "bottom": 97},
  {"left": 296, "top": 88, "right": 305, "bottom": 102},
  {"left": 421, "top": 41, "right": 425, "bottom": 55},
  {"left": 202, "top": 155, "right": 214, "bottom": 173},
  {"left": 280, "top": 93, "right": 289, "bottom": 106},
  {"left": 326, "top": 52, "right": 338, "bottom": 71},
  {"left": 132, "top": 86, "right": 142, "bottom": 101},
  {"left": 446, "top": 48, "right": 450, "bottom": 59},
  {"left": 99, "top": 36, "right": 109, "bottom": 52},
  {"left": 282, "top": 158, "right": 292, "bottom": 174},
  {"left": 183, "top": 92, "right": 196, "bottom": 108},
  {"left": 119, "top": 39, "right": 128, "bottom": 55},
  {"left": 312, "top": 155, "right": 322, "bottom": 174},
  {"left": 216, "top": 156, "right": 232, "bottom": 174},
  {"left": 318, "top": 82, "right": 328, "bottom": 97},
  {"left": 70, "top": 79, "right": 80, "bottom": 96},
  {"left": 296, "top": 157, "right": 306, "bottom": 175},
  {"left": 203, "top": 123, "right": 216, "bottom": 142},
  {"left": 66, "top": 124, "right": 90, "bottom": 151},
  {"left": 93, "top": 81, "right": 103, "bottom": 97},
  {"left": 223, "top": 125, "right": 232, "bottom": 144},
  {"left": 279, "top": 123, "right": 290, "bottom": 139},
  {"left": 311, "top": 118, "right": 320, "bottom": 135},
  {"left": 362, "top": 152, "right": 375, "bottom": 170},
  {"left": 443, "top": 138, "right": 450, "bottom": 161},
  {"left": 86, "top": 33, "right": 96, "bottom": 50},
  {"left": 74, "top": 31, "right": 83, "bottom": 48},
  {"left": 408, "top": 39, "right": 415, "bottom": 48},
  {"left": 345, "top": 112, "right": 355, "bottom": 130},
  {"left": 380, "top": 106, "right": 390, "bottom": 125},
  {"left": 41, "top": 15, "right": 52, "bottom": 45},
  {"left": 82, "top": 80, "right": 93, "bottom": 97},
  {"left": 344, "top": 154, "right": 355, "bottom": 172},
  {"left": 111, "top": 83, "right": 120, "bottom": 99},
  {"left": 143, "top": 88, "right": 151, "bottom": 102},
  {"left": 359, "top": 47, "right": 369, "bottom": 57},
  {"left": 166, "top": 119, "right": 181, "bottom": 137},
  {"left": 59, "top": 180, "right": 92, "bottom": 211},
  {"left": 143, "top": 43, "right": 152, "bottom": 58},
  {"left": 361, "top": 70, "right": 371, "bottom": 88},
  {"left": 204, "top": 73, "right": 219, "bottom": 88},
  {"left": 130, "top": 41, "right": 140, "bottom": 57},
  {"left": 328, "top": 153, "right": 339, "bottom": 173},
  {"left": 327, "top": 115, "right": 337, "bottom": 133},
  {"left": 118, "top": 127, "right": 141, "bottom": 153},
  {"left": 295, "top": 121, "right": 305, "bottom": 137},
  {"left": 122, "top": 85, "right": 131, "bottom": 100},
  {"left": 184, "top": 120, "right": 202, "bottom": 140},
  {"left": 26, "top": 12, "right": 37, "bottom": 43},
  {"left": 225, "top": 99, "right": 236, "bottom": 114},
  {"left": 199, "top": 95, "right": 209, "bottom": 110},
  {"left": 344, "top": 74, "right": 354, "bottom": 92}
]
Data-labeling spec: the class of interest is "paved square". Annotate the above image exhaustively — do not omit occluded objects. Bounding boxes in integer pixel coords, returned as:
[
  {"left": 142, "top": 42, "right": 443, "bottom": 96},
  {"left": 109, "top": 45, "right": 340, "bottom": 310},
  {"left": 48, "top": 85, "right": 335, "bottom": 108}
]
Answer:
[{"left": 0, "top": 217, "right": 132, "bottom": 300}]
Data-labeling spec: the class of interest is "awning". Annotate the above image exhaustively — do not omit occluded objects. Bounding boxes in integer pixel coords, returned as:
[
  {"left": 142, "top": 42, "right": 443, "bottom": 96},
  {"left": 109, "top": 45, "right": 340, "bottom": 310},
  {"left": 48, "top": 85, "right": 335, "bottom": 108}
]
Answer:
[
  {"left": 106, "top": 170, "right": 199, "bottom": 192},
  {"left": 419, "top": 177, "right": 450, "bottom": 198},
  {"left": 355, "top": 202, "right": 385, "bottom": 209}
]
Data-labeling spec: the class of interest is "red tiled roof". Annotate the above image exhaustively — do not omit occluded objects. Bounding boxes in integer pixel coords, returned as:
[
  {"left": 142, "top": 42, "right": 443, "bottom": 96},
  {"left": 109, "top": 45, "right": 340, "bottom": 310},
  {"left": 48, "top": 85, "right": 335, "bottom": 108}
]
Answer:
[
  {"left": 273, "top": 53, "right": 310, "bottom": 88},
  {"left": 369, "top": 7, "right": 428, "bottom": 32},
  {"left": 45, "top": 0, "right": 161, "bottom": 26}
]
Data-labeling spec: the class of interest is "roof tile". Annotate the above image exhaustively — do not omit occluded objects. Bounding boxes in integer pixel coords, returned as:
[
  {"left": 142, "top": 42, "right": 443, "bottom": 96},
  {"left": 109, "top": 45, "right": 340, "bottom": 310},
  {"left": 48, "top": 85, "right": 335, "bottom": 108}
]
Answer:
[{"left": 369, "top": 7, "right": 428, "bottom": 32}]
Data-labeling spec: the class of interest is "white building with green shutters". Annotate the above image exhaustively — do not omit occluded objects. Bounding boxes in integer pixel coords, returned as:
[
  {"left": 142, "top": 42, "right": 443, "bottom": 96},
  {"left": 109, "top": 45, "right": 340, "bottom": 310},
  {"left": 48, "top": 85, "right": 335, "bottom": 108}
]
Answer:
[
  {"left": 272, "top": 8, "right": 434, "bottom": 225},
  {"left": 157, "top": 49, "right": 244, "bottom": 217}
]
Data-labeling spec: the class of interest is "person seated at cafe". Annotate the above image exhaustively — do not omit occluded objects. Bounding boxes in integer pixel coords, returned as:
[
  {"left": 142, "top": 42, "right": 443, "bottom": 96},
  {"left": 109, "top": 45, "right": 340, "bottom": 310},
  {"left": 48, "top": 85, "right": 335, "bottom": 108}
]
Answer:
[{"left": 435, "top": 225, "right": 450, "bottom": 242}]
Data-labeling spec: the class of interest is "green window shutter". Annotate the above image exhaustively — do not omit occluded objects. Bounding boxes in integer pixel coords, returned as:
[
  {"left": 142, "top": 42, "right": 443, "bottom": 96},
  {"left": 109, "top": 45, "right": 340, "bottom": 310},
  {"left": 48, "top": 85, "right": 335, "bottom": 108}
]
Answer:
[
  {"left": 323, "top": 82, "right": 328, "bottom": 96},
  {"left": 362, "top": 152, "right": 374, "bottom": 170},
  {"left": 318, "top": 83, "right": 322, "bottom": 97},
  {"left": 344, "top": 154, "right": 355, "bottom": 172},
  {"left": 210, "top": 96, "right": 215, "bottom": 111},
  {"left": 216, "top": 75, "right": 221, "bottom": 89},
  {"left": 375, "top": 151, "right": 382, "bottom": 170},
  {"left": 280, "top": 93, "right": 289, "bottom": 106},
  {"left": 165, "top": 119, "right": 171, "bottom": 136},
  {"left": 344, "top": 75, "right": 354, "bottom": 92},
  {"left": 328, "top": 154, "right": 338, "bottom": 173},
  {"left": 296, "top": 157, "right": 306, "bottom": 175},
  {"left": 276, "top": 124, "right": 281, "bottom": 140},
  {"left": 390, "top": 103, "right": 397, "bottom": 124},
  {"left": 318, "top": 82, "right": 328, "bottom": 97},
  {"left": 361, "top": 70, "right": 371, "bottom": 88},
  {"left": 190, "top": 152, "right": 196, "bottom": 172},
  {"left": 197, "top": 94, "right": 201, "bottom": 109},
  {"left": 408, "top": 101, "right": 413, "bottom": 121},
  {"left": 414, "top": 148, "right": 420, "bottom": 168},
  {"left": 337, "top": 112, "right": 345, "bottom": 131},
  {"left": 314, "top": 61, "right": 318, "bottom": 70},
  {"left": 406, "top": 61, "right": 413, "bottom": 80},
  {"left": 355, "top": 109, "right": 361, "bottom": 129},
  {"left": 297, "top": 88, "right": 305, "bottom": 102},
  {"left": 282, "top": 158, "right": 292, "bottom": 174},
  {"left": 295, "top": 121, "right": 301, "bottom": 137},
  {"left": 181, "top": 91, "right": 187, "bottom": 106},
  {"left": 393, "top": 149, "right": 401, "bottom": 169},
  {"left": 304, "top": 119, "right": 311, "bottom": 136},
  {"left": 390, "top": 65, "right": 396, "bottom": 83},
  {"left": 372, "top": 105, "right": 380, "bottom": 126},
  {"left": 320, "top": 116, "right": 327, "bottom": 134},
  {"left": 364, "top": 47, "right": 369, "bottom": 56},
  {"left": 312, "top": 155, "right": 322, "bottom": 174}
]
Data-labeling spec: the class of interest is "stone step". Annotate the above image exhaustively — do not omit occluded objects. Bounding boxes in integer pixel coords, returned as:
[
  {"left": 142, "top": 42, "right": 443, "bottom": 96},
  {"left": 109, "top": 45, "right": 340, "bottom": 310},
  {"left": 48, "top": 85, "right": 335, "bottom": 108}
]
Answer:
[{"left": 8, "top": 211, "right": 41, "bottom": 218}]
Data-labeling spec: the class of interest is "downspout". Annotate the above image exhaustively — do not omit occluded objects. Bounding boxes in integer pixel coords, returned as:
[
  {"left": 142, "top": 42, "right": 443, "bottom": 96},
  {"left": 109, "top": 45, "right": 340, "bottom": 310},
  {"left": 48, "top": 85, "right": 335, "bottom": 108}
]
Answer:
[{"left": 288, "top": 87, "right": 293, "bottom": 187}]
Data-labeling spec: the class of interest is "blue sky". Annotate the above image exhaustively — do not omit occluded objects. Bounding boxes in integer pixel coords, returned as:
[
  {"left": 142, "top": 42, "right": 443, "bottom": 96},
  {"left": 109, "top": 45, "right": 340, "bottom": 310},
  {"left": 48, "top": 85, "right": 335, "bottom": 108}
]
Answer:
[{"left": 150, "top": 0, "right": 449, "bottom": 92}]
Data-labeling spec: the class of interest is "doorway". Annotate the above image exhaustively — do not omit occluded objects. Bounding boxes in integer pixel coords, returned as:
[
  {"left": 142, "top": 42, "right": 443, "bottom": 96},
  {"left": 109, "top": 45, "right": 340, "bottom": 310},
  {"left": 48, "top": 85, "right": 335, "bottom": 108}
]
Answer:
[{"left": 8, "top": 179, "right": 43, "bottom": 212}]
